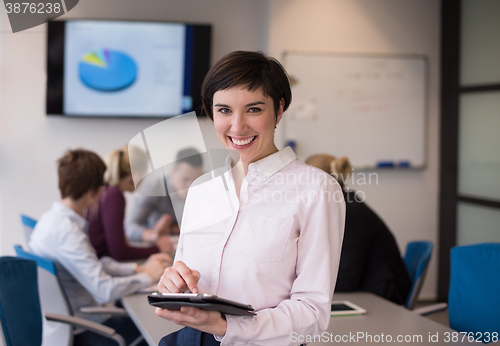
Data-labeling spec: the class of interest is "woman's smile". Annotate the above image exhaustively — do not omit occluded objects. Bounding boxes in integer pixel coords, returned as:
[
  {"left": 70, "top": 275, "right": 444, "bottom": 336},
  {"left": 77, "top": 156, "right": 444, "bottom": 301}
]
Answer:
[{"left": 228, "top": 135, "right": 257, "bottom": 148}]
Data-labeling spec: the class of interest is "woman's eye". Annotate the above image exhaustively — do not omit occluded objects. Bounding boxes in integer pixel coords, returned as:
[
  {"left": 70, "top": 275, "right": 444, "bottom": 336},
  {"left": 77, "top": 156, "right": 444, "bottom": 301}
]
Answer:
[
  {"left": 218, "top": 108, "right": 231, "bottom": 114},
  {"left": 249, "top": 107, "right": 262, "bottom": 113}
]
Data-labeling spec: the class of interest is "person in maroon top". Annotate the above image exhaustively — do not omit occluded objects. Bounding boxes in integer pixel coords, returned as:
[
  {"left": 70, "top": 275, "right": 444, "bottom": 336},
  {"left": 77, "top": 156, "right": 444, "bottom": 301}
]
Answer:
[{"left": 87, "top": 147, "right": 173, "bottom": 261}]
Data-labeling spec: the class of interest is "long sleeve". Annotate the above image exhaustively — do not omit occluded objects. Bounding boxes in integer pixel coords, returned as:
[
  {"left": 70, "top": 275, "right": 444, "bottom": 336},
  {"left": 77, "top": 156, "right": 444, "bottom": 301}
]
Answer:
[
  {"left": 100, "top": 256, "right": 137, "bottom": 276},
  {"left": 102, "top": 188, "right": 159, "bottom": 260},
  {"left": 125, "top": 191, "right": 179, "bottom": 242},
  {"left": 219, "top": 179, "right": 346, "bottom": 345},
  {"left": 30, "top": 212, "right": 152, "bottom": 304},
  {"left": 56, "top": 227, "right": 151, "bottom": 303}
]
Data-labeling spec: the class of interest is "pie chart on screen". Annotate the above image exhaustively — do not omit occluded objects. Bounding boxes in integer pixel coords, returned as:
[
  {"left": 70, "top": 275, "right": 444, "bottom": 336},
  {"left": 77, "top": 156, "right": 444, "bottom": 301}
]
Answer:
[{"left": 78, "top": 49, "right": 138, "bottom": 92}]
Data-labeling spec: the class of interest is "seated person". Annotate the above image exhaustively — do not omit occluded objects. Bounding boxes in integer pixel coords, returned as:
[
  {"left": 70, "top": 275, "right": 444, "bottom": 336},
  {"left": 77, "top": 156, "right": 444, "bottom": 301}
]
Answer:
[
  {"left": 305, "top": 154, "right": 412, "bottom": 304},
  {"left": 86, "top": 146, "right": 173, "bottom": 261},
  {"left": 125, "top": 147, "right": 203, "bottom": 244},
  {"left": 29, "top": 149, "right": 171, "bottom": 343}
]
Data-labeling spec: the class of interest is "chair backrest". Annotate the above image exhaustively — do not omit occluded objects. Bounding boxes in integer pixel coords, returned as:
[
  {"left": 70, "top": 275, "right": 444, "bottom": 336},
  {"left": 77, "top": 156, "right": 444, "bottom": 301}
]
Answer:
[
  {"left": 20, "top": 214, "right": 37, "bottom": 243},
  {"left": 0, "top": 257, "right": 43, "bottom": 346},
  {"left": 403, "top": 241, "right": 433, "bottom": 309},
  {"left": 14, "top": 245, "right": 73, "bottom": 346},
  {"left": 449, "top": 243, "right": 500, "bottom": 338}
]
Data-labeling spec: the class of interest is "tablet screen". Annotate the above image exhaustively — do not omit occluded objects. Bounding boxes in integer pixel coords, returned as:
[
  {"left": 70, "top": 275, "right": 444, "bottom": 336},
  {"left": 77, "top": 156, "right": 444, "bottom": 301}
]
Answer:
[
  {"left": 330, "top": 300, "right": 367, "bottom": 316},
  {"left": 331, "top": 303, "right": 356, "bottom": 311}
]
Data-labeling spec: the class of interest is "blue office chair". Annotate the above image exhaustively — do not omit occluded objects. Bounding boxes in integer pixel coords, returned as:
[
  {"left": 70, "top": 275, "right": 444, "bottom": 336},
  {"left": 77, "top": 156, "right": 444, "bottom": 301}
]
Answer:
[
  {"left": 14, "top": 245, "right": 127, "bottom": 346},
  {"left": 0, "top": 257, "right": 43, "bottom": 346},
  {"left": 448, "top": 243, "right": 500, "bottom": 342},
  {"left": 403, "top": 241, "right": 433, "bottom": 310},
  {"left": 20, "top": 214, "right": 37, "bottom": 243}
]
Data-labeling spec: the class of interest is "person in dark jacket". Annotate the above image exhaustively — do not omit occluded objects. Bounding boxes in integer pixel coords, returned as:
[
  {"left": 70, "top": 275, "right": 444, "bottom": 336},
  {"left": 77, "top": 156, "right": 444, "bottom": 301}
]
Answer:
[{"left": 306, "top": 154, "right": 411, "bottom": 305}]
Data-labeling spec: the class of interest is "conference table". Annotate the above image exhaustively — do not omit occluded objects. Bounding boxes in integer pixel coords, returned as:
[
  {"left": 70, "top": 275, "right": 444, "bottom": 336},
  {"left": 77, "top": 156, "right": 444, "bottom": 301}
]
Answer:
[{"left": 122, "top": 292, "right": 476, "bottom": 345}]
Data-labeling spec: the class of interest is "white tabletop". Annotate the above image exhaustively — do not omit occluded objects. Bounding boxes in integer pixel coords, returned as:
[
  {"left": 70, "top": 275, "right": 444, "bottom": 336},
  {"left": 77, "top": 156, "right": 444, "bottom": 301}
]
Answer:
[
  {"left": 122, "top": 293, "right": 181, "bottom": 346},
  {"left": 310, "top": 293, "right": 475, "bottom": 345},
  {"left": 122, "top": 292, "right": 476, "bottom": 345}
]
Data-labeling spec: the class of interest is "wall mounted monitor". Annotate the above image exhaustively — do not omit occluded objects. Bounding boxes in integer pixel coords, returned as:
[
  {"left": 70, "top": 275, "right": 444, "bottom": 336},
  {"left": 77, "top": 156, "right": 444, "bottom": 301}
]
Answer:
[{"left": 47, "top": 20, "right": 211, "bottom": 118}]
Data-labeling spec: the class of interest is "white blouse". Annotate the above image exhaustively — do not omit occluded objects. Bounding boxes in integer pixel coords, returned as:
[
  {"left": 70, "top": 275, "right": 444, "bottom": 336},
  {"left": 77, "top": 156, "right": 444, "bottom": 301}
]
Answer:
[{"left": 176, "top": 146, "right": 345, "bottom": 345}]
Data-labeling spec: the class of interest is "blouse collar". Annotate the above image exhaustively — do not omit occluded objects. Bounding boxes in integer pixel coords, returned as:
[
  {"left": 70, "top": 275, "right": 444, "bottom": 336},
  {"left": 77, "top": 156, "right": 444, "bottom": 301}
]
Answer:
[{"left": 225, "top": 146, "right": 297, "bottom": 182}]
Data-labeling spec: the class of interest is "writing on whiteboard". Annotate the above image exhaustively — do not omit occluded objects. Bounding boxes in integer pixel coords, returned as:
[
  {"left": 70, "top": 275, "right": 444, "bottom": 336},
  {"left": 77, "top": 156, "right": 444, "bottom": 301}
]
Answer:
[
  {"left": 288, "top": 98, "right": 318, "bottom": 120},
  {"left": 335, "top": 87, "right": 391, "bottom": 114},
  {"left": 284, "top": 52, "right": 426, "bottom": 168}
]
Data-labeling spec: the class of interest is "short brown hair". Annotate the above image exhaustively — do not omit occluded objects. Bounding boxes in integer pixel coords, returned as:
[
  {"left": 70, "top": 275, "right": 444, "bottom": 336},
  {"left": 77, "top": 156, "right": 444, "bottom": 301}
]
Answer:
[
  {"left": 58, "top": 149, "right": 106, "bottom": 200},
  {"left": 201, "top": 51, "right": 292, "bottom": 120}
]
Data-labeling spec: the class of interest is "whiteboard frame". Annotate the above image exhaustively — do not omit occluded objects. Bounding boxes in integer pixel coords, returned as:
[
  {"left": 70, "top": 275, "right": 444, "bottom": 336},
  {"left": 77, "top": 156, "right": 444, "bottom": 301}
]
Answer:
[{"left": 281, "top": 50, "right": 429, "bottom": 170}]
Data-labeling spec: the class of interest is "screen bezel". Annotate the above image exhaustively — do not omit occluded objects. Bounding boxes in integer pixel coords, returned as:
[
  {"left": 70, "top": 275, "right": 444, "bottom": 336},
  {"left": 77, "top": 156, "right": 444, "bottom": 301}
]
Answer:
[
  {"left": 46, "top": 19, "right": 211, "bottom": 118},
  {"left": 330, "top": 300, "right": 367, "bottom": 316}
]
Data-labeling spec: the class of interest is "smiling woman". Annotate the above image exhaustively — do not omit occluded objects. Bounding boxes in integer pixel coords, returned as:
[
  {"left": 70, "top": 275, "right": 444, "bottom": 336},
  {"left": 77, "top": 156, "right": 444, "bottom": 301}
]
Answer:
[{"left": 155, "top": 51, "right": 346, "bottom": 346}]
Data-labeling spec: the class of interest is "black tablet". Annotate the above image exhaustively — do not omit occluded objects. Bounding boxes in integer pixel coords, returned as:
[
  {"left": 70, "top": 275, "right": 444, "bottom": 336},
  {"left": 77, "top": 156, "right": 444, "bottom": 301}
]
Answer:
[
  {"left": 330, "top": 300, "right": 367, "bottom": 316},
  {"left": 148, "top": 292, "right": 255, "bottom": 316}
]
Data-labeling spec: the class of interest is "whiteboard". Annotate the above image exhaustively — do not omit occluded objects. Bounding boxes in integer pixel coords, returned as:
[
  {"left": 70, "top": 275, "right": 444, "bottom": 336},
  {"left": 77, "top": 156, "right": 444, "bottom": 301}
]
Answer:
[{"left": 283, "top": 52, "right": 427, "bottom": 169}]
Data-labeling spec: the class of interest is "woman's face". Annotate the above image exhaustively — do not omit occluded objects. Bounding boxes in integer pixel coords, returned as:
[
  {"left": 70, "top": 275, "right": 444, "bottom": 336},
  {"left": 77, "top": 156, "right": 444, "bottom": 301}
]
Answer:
[
  {"left": 119, "top": 174, "right": 135, "bottom": 192},
  {"left": 213, "top": 86, "right": 284, "bottom": 165},
  {"left": 170, "top": 162, "right": 203, "bottom": 201}
]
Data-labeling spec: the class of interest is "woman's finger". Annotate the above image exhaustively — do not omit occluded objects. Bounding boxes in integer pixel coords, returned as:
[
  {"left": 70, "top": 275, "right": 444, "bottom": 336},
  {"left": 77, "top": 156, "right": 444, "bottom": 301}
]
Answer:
[
  {"left": 155, "top": 307, "right": 196, "bottom": 325},
  {"left": 155, "top": 307, "right": 186, "bottom": 324},
  {"left": 169, "top": 270, "right": 191, "bottom": 292},
  {"left": 158, "top": 267, "right": 184, "bottom": 293},
  {"left": 174, "top": 261, "right": 199, "bottom": 293},
  {"left": 155, "top": 252, "right": 173, "bottom": 263},
  {"left": 191, "top": 270, "right": 201, "bottom": 284},
  {"left": 162, "top": 277, "right": 183, "bottom": 293},
  {"left": 179, "top": 306, "right": 193, "bottom": 315}
]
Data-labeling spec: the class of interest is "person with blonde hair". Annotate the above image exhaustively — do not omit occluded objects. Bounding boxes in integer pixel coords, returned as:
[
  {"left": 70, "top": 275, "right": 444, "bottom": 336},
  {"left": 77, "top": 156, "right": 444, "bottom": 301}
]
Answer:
[
  {"left": 304, "top": 154, "right": 352, "bottom": 188},
  {"left": 305, "top": 154, "right": 411, "bottom": 305},
  {"left": 86, "top": 146, "right": 174, "bottom": 261}
]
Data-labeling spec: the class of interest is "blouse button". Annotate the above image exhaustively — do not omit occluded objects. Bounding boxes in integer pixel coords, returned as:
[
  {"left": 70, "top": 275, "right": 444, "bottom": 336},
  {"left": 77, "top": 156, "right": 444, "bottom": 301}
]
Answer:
[{"left": 244, "top": 181, "right": 249, "bottom": 187}]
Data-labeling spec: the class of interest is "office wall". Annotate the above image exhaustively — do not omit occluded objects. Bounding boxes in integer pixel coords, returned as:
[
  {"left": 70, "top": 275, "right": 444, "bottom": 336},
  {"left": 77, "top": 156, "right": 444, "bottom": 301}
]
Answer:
[
  {"left": 0, "top": 0, "right": 269, "bottom": 253},
  {"left": 270, "top": 0, "right": 440, "bottom": 299},
  {"left": 0, "top": 0, "right": 441, "bottom": 300}
]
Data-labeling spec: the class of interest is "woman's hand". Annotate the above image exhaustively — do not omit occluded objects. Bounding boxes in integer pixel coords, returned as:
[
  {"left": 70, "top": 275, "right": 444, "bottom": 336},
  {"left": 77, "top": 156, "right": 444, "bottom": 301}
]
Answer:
[
  {"left": 156, "top": 235, "right": 174, "bottom": 253},
  {"left": 142, "top": 214, "right": 175, "bottom": 243},
  {"left": 155, "top": 306, "right": 227, "bottom": 337},
  {"left": 156, "top": 262, "right": 226, "bottom": 335},
  {"left": 154, "top": 214, "right": 173, "bottom": 236},
  {"left": 141, "top": 229, "right": 158, "bottom": 243},
  {"left": 137, "top": 253, "right": 172, "bottom": 281},
  {"left": 158, "top": 260, "right": 200, "bottom": 294}
]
